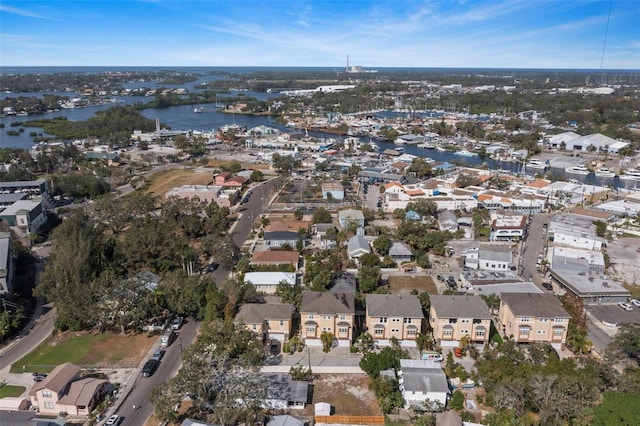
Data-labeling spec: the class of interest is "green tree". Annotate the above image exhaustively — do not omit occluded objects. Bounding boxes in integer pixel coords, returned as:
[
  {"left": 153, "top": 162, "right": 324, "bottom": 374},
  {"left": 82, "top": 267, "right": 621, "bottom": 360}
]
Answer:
[
  {"left": 372, "top": 234, "right": 392, "bottom": 256},
  {"left": 608, "top": 323, "right": 640, "bottom": 365},
  {"left": 312, "top": 207, "right": 332, "bottom": 224}
]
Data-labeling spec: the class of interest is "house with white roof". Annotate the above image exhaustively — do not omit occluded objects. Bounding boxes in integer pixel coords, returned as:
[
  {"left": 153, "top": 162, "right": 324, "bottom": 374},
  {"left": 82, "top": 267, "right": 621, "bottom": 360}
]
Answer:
[
  {"left": 463, "top": 243, "right": 513, "bottom": 271},
  {"left": 244, "top": 272, "right": 297, "bottom": 295},
  {"left": 398, "top": 359, "right": 450, "bottom": 410}
]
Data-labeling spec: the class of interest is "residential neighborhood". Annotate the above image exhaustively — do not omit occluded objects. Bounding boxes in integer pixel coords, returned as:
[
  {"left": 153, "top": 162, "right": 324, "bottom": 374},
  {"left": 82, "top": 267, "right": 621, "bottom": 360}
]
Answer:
[{"left": 0, "top": 66, "right": 639, "bottom": 426}]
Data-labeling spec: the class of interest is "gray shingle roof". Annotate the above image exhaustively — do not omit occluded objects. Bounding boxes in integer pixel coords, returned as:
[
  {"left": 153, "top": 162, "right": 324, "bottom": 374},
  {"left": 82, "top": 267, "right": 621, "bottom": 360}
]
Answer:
[
  {"left": 366, "top": 294, "right": 423, "bottom": 318},
  {"left": 430, "top": 295, "right": 491, "bottom": 319},
  {"left": 500, "top": 293, "right": 570, "bottom": 318},
  {"left": 235, "top": 303, "right": 294, "bottom": 324},
  {"left": 301, "top": 291, "right": 355, "bottom": 315},
  {"left": 388, "top": 241, "right": 412, "bottom": 257}
]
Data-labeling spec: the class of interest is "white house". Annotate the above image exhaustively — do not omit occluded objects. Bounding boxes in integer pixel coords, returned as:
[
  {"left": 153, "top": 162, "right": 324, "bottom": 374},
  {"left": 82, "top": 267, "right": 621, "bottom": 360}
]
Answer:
[
  {"left": 244, "top": 272, "right": 296, "bottom": 295},
  {"left": 262, "top": 374, "right": 308, "bottom": 410},
  {"left": 398, "top": 359, "right": 449, "bottom": 410},
  {"left": 465, "top": 245, "right": 513, "bottom": 271},
  {"left": 347, "top": 235, "right": 371, "bottom": 262}
]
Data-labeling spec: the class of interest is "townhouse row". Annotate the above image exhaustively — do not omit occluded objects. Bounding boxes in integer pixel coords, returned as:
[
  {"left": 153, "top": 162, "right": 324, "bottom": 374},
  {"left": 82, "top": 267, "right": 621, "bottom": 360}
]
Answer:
[{"left": 235, "top": 292, "right": 570, "bottom": 350}]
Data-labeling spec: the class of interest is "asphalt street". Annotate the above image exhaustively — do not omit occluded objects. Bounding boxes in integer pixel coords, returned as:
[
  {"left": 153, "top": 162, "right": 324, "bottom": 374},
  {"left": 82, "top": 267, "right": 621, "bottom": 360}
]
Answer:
[
  {"left": 116, "top": 176, "right": 283, "bottom": 425},
  {"left": 116, "top": 319, "right": 199, "bottom": 426}
]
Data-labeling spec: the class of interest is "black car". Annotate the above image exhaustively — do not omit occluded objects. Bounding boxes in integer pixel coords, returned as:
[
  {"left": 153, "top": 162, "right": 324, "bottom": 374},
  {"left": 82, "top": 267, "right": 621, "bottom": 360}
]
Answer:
[
  {"left": 542, "top": 282, "right": 553, "bottom": 291},
  {"left": 142, "top": 359, "right": 159, "bottom": 377}
]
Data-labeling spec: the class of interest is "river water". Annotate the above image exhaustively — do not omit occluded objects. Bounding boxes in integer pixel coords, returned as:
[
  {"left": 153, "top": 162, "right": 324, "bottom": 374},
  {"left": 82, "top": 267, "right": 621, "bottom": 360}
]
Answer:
[{"left": 0, "top": 76, "right": 621, "bottom": 187}]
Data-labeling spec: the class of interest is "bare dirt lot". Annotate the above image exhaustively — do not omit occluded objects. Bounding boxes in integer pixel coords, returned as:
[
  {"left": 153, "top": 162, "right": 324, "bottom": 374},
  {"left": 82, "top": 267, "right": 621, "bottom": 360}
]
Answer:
[
  {"left": 145, "top": 169, "right": 214, "bottom": 196},
  {"left": 388, "top": 275, "right": 438, "bottom": 295},
  {"left": 302, "top": 374, "right": 381, "bottom": 417}
]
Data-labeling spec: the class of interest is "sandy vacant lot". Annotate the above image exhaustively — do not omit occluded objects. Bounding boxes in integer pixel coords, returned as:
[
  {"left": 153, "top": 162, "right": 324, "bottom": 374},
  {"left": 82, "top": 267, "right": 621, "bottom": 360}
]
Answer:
[{"left": 303, "top": 374, "right": 381, "bottom": 417}]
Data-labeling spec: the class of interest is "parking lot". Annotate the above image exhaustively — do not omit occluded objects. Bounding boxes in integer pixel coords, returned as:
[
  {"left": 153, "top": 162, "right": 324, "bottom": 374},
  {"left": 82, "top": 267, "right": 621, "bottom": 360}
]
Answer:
[{"left": 586, "top": 303, "right": 640, "bottom": 326}]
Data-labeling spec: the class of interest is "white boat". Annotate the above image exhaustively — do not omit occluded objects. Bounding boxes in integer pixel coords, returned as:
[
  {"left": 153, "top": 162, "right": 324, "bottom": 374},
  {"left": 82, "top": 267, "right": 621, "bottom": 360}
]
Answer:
[
  {"left": 620, "top": 169, "right": 640, "bottom": 180},
  {"left": 594, "top": 167, "right": 616, "bottom": 178},
  {"left": 194, "top": 107, "right": 204, "bottom": 113},
  {"left": 526, "top": 158, "right": 547, "bottom": 170},
  {"left": 435, "top": 144, "right": 446, "bottom": 151},
  {"left": 454, "top": 149, "right": 478, "bottom": 157},
  {"left": 565, "top": 165, "right": 590, "bottom": 175}
]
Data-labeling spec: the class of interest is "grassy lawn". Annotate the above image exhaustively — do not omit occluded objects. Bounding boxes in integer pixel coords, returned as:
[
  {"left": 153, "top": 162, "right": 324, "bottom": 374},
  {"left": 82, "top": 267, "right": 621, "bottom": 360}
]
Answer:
[
  {"left": 388, "top": 275, "right": 438, "bottom": 295},
  {"left": 0, "top": 385, "right": 26, "bottom": 398},
  {"left": 11, "top": 332, "right": 157, "bottom": 373},
  {"left": 144, "top": 169, "right": 213, "bottom": 196}
]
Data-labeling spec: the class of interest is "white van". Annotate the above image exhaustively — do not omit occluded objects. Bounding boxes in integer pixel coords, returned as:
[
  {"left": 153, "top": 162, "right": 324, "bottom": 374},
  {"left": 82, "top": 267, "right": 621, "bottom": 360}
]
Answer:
[{"left": 421, "top": 352, "right": 443, "bottom": 362}]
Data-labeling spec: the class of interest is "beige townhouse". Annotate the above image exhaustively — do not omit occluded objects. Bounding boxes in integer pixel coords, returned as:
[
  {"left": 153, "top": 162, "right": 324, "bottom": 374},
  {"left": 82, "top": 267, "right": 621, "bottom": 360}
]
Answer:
[
  {"left": 430, "top": 295, "right": 492, "bottom": 347},
  {"left": 365, "top": 294, "right": 424, "bottom": 347},
  {"left": 300, "top": 292, "right": 355, "bottom": 347}
]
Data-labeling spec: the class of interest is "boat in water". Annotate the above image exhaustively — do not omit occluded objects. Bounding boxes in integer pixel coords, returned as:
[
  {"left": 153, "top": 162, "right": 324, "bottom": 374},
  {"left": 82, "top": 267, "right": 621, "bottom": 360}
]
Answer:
[
  {"left": 594, "top": 167, "right": 616, "bottom": 178},
  {"left": 565, "top": 164, "right": 590, "bottom": 175},
  {"left": 454, "top": 149, "right": 478, "bottom": 157},
  {"left": 526, "top": 158, "right": 548, "bottom": 171},
  {"left": 619, "top": 169, "right": 640, "bottom": 180}
]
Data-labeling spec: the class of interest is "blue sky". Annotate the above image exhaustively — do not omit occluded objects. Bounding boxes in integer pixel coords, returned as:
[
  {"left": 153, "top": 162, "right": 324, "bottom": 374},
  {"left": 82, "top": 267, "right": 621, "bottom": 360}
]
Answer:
[{"left": 1, "top": 0, "right": 638, "bottom": 69}]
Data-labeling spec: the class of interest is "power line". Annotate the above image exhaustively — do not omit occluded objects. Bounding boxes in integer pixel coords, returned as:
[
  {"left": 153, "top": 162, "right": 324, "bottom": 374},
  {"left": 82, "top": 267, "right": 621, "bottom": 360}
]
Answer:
[{"left": 599, "top": 1, "right": 613, "bottom": 85}]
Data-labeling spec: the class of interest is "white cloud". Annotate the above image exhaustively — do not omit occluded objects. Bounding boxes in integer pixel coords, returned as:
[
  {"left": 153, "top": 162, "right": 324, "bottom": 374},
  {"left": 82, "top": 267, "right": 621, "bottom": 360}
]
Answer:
[{"left": 0, "top": 4, "right": 57, "bottom": 20}]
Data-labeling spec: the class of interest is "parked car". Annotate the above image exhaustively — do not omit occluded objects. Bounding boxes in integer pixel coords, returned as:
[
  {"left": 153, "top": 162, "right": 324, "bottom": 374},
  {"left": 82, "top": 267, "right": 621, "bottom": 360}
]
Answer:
[
  {"left": 542, "top": 282, "right": 553, "bottom": 291},
  {"left": 33, "top": 373, "right": 47, "bottom": 382},
  {"left": 453, "top": 347, "right": 463, "bottom": 357},
  {"left": 618, "top": 302, "right": 633, "bottom": 312},
  {"left": 172, "top": 316, "right": 184, "bottom": 330},
  {"left": 630, "top": 299, "right": 640, "bottom": 308},
  {"left": 142, "top": 359, "right": 159, "bottom": 377},
  {"left": 106, "top": 415, "right": 120, "bottom": 425},
  {"left": 151, "top": 348, "right": 166, "bottom": 362}
]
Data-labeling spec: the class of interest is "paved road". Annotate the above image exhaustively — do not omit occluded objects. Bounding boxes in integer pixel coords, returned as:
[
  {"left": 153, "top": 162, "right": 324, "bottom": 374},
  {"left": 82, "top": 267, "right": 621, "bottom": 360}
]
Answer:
[
  {"left": 0, "top": 246, "right": 54, "bottom": 380},
  {"left": 117, "top": 319, "right": 199, "bottom": 426},
  {"left": 521, "top": 212, "right": 552, "bottom": 288},
  {"left": 117, "top": 176, "right": 283, "bottom": 424},
  {"left": 0, "top": 302, "right": 55, "bottom": 378},
  {"left": 209, "top": 176, "right": 282, "bottom": 283}
]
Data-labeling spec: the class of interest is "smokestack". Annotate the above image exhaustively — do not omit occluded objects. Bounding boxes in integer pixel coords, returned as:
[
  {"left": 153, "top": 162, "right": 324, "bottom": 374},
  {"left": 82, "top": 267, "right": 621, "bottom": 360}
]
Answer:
[{"left": 346, "top": 54, "right": 349, "bottom": 73}]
